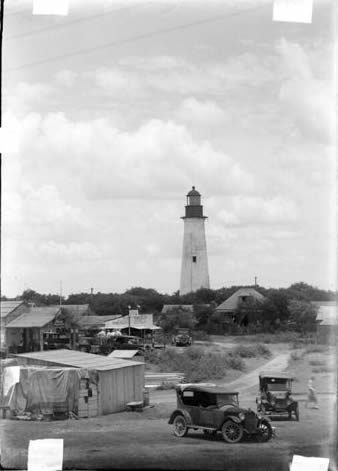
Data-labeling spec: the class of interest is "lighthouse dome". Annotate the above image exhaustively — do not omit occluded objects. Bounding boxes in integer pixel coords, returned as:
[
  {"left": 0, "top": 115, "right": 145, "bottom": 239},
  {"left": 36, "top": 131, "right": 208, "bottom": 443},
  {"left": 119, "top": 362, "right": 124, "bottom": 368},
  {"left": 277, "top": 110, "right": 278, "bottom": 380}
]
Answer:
[{"left": 187, "top": 186, "right": 201, "bottom": 197}]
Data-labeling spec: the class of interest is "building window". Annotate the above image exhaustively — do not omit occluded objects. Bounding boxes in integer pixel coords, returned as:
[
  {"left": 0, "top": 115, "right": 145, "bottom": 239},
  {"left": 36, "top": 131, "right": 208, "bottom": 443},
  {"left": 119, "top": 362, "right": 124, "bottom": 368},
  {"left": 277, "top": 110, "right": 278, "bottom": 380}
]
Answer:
[{"left": 192, "top": 256, "right": 197, "bottom": 263}]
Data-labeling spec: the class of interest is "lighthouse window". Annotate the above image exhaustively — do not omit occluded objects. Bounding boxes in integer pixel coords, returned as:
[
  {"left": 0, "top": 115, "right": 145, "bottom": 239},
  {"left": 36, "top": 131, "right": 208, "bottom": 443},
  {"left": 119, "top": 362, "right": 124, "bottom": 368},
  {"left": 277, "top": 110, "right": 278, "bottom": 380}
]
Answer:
[{"left": 192, "top": 256, "right": 197, "bottom": 263}]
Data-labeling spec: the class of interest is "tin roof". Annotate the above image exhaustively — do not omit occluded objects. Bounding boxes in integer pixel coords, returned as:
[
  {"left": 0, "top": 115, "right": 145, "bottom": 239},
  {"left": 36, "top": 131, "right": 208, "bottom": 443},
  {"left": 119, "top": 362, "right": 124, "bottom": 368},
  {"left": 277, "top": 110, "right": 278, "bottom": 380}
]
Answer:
[
  {"left": 78, "top": 315, "right": 121, "bottom": 328},
  {"left": 216, "top": 288, "right": 265, "bottom": 312},
  {"left": 177, "top": 384, "right": 238, "bottom": 394},
  {"left": 108, "top": 350, "right": 142, "bottom": 358},
  {"left": 0, "top": 300, "right": 25, "bottom": 318},
  {"left": 6, "top": 307, "right": 61, "bottom": 328},
  {"left": 259, "top": 371, "right": 294, "bottom": 379},
  {"left": 15, "top": 349, "right": 144, "bottom": 371}
]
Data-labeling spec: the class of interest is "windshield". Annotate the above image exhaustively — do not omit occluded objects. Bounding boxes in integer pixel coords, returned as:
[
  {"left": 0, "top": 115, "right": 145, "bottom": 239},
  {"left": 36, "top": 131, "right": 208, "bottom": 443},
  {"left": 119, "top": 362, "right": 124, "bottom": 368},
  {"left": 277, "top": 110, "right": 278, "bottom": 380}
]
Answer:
[
  {"left": 267, "top": 383, "right": 288, "bottom": 392},
  {"left": 216, "top": 394, "right": 239, "bottom": 407}
]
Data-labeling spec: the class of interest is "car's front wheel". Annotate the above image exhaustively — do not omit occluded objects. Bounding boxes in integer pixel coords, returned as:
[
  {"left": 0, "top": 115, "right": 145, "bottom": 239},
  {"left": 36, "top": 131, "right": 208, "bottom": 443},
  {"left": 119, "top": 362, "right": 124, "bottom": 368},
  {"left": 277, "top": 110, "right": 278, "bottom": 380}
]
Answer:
[
  {"left": 221, "top": 420, "right": 243, "bottom": 443},
  {"left": 173, "top": 415, "right": 188, "bottom": 437},
  {"left": 257, "top": 419, "right": 273, "bottom": 442}
]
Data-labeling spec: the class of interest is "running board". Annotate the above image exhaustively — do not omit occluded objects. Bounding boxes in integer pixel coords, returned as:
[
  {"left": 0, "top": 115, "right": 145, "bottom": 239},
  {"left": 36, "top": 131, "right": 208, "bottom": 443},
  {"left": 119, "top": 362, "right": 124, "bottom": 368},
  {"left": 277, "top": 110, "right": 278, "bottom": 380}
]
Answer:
[{"left": 188, "top": 425, "right": 217, "bottom": 431}]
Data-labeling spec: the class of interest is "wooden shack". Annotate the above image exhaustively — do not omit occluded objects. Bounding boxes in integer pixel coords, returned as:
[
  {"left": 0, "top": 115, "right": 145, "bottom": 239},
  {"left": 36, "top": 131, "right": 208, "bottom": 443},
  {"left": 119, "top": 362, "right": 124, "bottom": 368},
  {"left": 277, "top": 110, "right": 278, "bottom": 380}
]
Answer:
[{"left": 14, "top": 349, "right": 144, "bottom": 416}]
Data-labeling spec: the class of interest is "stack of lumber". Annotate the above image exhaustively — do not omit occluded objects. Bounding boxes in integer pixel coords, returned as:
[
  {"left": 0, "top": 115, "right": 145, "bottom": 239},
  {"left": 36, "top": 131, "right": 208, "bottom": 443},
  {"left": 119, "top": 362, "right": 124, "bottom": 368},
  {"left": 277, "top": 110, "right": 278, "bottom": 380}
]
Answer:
[{"left": 78, "top": 378, "right": 99, "bottom": 418}]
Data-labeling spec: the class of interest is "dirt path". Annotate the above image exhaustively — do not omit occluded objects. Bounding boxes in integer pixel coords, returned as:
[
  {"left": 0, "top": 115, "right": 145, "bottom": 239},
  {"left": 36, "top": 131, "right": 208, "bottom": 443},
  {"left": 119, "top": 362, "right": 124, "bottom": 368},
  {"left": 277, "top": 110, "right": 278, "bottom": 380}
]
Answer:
[
  {"left": 151, "top": 352, "right": 291, "bottom": 404},
  {"left": 220, "top": 352, "right": 290, "bottom": 391}
]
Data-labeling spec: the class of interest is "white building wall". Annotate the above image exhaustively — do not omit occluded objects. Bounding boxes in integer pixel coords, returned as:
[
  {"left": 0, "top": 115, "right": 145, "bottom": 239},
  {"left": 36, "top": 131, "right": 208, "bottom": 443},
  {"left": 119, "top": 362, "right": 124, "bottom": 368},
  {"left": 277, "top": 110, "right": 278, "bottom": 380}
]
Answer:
[{"left": 180, "top": 218, "right": 210, "bottom": 295}]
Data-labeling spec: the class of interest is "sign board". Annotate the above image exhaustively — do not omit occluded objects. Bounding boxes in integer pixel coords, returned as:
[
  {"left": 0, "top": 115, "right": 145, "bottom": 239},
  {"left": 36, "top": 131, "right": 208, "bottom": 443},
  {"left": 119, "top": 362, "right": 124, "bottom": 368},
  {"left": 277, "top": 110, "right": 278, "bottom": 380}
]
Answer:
[
  {"left": 105, "top": 314, "right": 153, "bottom": 329},
  {"left": 129, "top": 310, "right": 139, "bottom": 318}
]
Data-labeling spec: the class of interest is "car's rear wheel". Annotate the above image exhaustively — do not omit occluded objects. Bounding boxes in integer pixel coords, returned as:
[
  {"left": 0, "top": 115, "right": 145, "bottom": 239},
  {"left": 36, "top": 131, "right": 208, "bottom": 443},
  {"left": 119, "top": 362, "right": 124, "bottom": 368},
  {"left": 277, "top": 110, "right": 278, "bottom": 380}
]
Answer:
[
  {"left": 173, "top": 415, "right": 188, "bottom": 437},
  {"left": 221, "top": 420, "right": 243, "bottom": 444},
  {"left": 257, "top": 419, "right": 273, "bottom": 442}
]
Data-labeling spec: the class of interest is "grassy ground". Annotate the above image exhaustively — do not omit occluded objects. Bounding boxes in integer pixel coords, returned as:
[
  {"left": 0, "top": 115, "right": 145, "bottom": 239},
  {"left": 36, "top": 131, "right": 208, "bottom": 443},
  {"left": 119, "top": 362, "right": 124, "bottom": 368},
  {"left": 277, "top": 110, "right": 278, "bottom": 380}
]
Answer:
[
  {"left": 287, "top": 344, "right": 336, "bottom": 395},
  {"left": 145, "top": 343, "right": 272, "bottom": 384}
]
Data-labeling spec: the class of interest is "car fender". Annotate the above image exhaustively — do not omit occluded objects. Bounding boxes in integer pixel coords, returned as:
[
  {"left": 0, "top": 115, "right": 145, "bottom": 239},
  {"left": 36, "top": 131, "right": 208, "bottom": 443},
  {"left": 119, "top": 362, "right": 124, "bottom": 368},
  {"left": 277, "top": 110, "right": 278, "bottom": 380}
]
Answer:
[
  {"left": 168, "top": 409, "right": 193, "bottom": 425},
  {"left": 222, "top": 415, "right": 242, "bottom": 425}
]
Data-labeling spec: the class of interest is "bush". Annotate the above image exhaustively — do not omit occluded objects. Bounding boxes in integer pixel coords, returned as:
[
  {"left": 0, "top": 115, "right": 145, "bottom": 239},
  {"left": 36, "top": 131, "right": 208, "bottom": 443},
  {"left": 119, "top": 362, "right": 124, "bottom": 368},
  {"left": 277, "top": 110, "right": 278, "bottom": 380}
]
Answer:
[
  {"left": 309, "top": 359, "right": 325, "bottom": 366},
  {"left": 290, "top": 351, "right": 303, "bottom": 361},
  {"left": 193, "top": 330, "right": 210, "bottom": 341},
  {"left": 234, "top": 344, "right": 272, "bottom": 358},
  {"left": 145, "top": 346, "right": 245, "bottom": 382},
  {"left": 304, "top": 345, "right": 328, "bottom": 354}
]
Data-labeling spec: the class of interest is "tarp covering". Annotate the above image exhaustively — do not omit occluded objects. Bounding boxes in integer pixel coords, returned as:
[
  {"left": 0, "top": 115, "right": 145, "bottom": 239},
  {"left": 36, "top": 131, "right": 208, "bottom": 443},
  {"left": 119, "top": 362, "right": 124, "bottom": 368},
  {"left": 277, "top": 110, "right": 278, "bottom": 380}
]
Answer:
[{"left": 3, "top": 367, "right": 82, "bottom": 416}]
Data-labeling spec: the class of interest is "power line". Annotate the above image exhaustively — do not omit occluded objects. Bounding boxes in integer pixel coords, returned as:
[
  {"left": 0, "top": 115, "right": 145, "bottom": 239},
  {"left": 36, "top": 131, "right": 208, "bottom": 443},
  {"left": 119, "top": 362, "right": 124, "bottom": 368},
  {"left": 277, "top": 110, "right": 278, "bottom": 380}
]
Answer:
[
  {"left": 5, "top": 1, "right": 154, "bottom": 41},
  {"left": 5, "top": 4, "right": 266, "bottom": 73}
]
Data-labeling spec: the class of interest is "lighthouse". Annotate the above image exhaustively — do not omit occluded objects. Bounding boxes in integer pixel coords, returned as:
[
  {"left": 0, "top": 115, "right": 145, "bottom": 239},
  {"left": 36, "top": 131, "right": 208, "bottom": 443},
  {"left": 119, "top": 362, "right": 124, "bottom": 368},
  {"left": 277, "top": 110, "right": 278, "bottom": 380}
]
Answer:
[{"left": 179, "top": 186, "right": 210, "bottom": 295}]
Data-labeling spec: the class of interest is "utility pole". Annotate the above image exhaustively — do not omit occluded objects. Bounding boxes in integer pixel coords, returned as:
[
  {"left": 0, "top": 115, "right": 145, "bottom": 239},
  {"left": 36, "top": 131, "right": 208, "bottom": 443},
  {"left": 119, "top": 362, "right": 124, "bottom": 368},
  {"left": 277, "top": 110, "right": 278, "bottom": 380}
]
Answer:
[
  {"left": 128, "top": 305, "right": 131, "bottom": 336},
  {"left": 59, "top": 280, "right": 62, "bottom": 307}
]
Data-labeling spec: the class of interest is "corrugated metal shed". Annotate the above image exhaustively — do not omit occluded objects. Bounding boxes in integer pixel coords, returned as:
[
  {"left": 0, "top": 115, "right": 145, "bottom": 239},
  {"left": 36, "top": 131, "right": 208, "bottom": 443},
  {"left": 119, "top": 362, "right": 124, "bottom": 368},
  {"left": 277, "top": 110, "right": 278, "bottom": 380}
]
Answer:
[
  {"left": 1, "top": 301, "right": 25, "bottom": 318},
  {"left": 6, "top": 307, "right": 61, "bottom": 328},
  {"left": 15, "top": 349, "right": 143, "bottom": 371},
  {"left": 108, "top": 350, "right": 141, "bottom": 359},
  {"left": 216, "top": 288, "right": 265, "bottom": 312}
]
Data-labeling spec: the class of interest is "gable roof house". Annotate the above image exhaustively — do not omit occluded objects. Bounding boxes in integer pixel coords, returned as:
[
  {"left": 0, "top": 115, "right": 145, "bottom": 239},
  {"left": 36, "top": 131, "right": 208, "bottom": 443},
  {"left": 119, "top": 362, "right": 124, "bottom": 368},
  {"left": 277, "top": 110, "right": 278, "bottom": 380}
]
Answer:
[
  {"left": 5, "top": 306, "right": 62, "bottom": 352},
  {"left": 1, "top": 301, "right": 29, "bottom": 348},
  {"left": 216, "top": 287, "right": 265, "bottom": 326}
]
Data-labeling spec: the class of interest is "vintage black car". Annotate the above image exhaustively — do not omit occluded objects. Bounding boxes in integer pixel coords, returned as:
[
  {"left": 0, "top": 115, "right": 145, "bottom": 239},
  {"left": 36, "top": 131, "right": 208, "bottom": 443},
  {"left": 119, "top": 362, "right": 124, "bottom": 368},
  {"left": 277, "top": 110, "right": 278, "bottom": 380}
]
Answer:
[
  {"left": 168, "top": 384, "right": 274, "bottom": 443},
  {"left": 256, "top": 372, "right": 299, "bottom": 421}
]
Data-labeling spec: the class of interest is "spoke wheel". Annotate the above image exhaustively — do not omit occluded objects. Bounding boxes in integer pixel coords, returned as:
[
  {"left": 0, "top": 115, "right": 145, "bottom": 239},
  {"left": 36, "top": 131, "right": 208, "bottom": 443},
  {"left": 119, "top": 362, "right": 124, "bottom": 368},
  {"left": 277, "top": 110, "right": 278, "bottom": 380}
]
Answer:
[
  {"left": 257, "top": 419, "right": 273, "bottom": 442},
  {"left": 221, "top": 420, "right": 244, "bottom": 444},
  {"left": 173, "top": 415, "right": 188, "bottom": 437}
]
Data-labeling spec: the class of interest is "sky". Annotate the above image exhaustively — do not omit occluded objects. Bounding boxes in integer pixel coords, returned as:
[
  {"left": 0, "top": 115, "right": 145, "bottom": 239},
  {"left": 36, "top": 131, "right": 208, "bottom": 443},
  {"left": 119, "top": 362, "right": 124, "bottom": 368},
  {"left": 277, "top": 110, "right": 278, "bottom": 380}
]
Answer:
[{"left": 2, "top": 0, "right": 336, "bottom": 297}]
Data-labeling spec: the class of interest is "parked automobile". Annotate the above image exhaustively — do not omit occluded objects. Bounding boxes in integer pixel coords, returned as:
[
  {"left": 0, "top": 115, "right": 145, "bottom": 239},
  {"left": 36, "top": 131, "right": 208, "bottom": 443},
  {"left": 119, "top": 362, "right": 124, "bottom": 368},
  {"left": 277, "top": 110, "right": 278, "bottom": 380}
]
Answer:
[
  {"left": 108, "top": 335, "right": 146, "bottom": 352},
  {"left": 168, "top": 384, "right": 274, "bottom": 443},
  {"left": 256, "top": 372, "right": 299, "bottom": 421},
  {"left": 173, "top": 329, "right": 192, "bottom": 347}
]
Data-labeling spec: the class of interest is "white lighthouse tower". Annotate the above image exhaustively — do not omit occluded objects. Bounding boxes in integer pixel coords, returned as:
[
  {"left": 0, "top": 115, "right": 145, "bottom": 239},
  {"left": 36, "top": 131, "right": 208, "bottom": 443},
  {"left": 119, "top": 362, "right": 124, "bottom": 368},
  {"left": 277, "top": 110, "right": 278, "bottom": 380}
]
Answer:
[{"left": 179, "top": 186, "right": 210, "bottom": 295}]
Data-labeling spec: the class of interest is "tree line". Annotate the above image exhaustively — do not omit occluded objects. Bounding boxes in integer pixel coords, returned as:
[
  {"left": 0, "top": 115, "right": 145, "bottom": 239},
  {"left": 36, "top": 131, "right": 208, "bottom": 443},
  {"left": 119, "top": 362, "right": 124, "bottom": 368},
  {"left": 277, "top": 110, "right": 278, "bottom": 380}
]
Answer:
[{"left": 2, "top": 282, "right": 335, "bottom": 335}]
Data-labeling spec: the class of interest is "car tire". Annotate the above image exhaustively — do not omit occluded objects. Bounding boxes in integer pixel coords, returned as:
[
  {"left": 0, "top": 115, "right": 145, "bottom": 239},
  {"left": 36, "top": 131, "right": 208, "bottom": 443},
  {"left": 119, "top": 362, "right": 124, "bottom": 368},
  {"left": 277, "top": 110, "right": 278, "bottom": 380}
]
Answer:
[
  {"left": 221, "top": 420, "right": 244, "bottom": 444},
  {"left": 173, "top": 415, "right": 188, "bottom": 438},
  {"left": 257, "top": 419, "right": 273, "bottom": 442}
]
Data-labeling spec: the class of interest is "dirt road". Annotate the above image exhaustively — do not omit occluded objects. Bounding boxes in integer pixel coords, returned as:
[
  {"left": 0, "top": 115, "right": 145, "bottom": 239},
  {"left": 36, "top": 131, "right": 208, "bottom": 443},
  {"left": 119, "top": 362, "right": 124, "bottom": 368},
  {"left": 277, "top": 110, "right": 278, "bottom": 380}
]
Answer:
[
  {"left": 1, "top": 343, "right": 336, "bottom": 470},
  {"left": 1, "top": 395, "right": 336, "bottom": 471}
]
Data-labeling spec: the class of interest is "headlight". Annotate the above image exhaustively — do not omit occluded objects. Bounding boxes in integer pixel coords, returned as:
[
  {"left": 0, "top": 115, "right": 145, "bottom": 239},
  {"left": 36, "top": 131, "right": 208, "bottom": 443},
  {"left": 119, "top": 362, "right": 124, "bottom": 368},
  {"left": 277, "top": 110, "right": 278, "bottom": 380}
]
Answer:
[{"left": 238, "top": 412, "right": 245, "bottom": 421}]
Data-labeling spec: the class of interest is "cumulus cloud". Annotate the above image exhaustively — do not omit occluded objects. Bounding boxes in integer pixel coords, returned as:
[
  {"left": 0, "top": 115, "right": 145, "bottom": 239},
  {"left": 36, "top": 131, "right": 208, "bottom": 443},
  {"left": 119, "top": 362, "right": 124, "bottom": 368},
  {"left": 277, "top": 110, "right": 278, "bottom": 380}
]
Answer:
[
  {"left": 7, "top": 110, "right": 254, "bottom": 200},
  {"left": 215, "top": 196, "right": 298, "bottom": 227},
  {"left": 277, "top": 38, "right": 334, "bottom": 142},
  {"left": 176, "top": 97, "right": 227, "bottom": 126}
]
